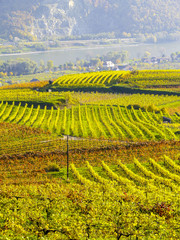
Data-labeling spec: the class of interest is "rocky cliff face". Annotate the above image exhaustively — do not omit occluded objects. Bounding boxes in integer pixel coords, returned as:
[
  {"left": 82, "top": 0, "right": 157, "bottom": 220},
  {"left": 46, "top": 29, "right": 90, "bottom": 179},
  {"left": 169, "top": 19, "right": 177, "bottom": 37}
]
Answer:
[
  {"left": 0, "top": 0, "right": 76, "bottom": 40},
  {"left": 32, "top": 1, "right": 76, "bottom": 38},
  {"left": 1, "top": 0, "right": 180, "bottom": 40}
]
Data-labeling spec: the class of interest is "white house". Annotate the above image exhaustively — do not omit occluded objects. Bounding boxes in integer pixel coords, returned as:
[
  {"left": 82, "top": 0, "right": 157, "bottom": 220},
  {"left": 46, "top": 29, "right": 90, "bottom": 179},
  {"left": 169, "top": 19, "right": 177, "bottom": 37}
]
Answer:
[{"left": 104, "top": 61, "right": 115, "bottom": 69}]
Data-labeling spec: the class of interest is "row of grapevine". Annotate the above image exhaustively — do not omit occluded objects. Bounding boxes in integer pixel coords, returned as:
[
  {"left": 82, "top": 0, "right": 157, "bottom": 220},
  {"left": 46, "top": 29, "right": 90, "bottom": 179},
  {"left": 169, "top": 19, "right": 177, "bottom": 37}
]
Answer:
[
  {"left": 163, "top": 155, "right": 180, "bottom": 173},
  {"left": 133, "top": 157, "right": 177, "bottom": 191},
  {"left": 0, "top": 88, "right": 179, "bottom": 117},
  {"left": 148, "top": 158, "right": 180, "bottom": 184},
  {"left": 53, "top": 71, "right": 125, "bottom": 86},
  {"left": 53, "top": 70, "right": 180, "bottom": 87},
  {"left": 1, "top": 154, "right": 180, "bottom": 239},
  {"left": 70, "top": 156, "right": 180, "bottom": 196},
  {"left": 0, "top": 102, "right": 178, "bottom": 140}
]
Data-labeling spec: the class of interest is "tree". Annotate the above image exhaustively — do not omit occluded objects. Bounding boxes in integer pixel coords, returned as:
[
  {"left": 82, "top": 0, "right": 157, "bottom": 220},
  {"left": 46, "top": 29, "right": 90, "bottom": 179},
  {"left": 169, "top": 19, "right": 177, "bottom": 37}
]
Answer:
[
  {"left": 120, "top": 51, "right": 129, "bottom": 63},
  {"left": 67, "top": 62, "right": 74, "bottom": 70},
  {"left": 47, "top": 60, "right": 54, "bottom": 71},
  {"left": 0, "top": 58, "right": 37, "bottom": 76}
]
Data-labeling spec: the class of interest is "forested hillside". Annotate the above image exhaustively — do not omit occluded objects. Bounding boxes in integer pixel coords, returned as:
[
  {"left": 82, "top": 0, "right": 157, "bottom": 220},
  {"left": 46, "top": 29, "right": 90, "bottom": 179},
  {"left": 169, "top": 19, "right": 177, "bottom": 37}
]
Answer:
[{"left": 0, "top": 0, "right": 180, "bottom": 40}]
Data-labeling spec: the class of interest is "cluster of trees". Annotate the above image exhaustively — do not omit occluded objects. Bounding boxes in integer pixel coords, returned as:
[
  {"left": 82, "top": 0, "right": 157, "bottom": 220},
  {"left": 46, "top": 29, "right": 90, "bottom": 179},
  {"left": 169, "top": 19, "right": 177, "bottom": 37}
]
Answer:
[
  {"left": 60, "top": 49, "right": 180, "bottom": 72},
  {"left": 1, "top": 49, "right": 180, "bottom": 79},
  {"left": 0, "top": 59, "right": 37, "bottom": 76},
  {"left": 100, "top": 51, "right": 129, "bottom": 64},
  {"left": 58, "top": 32, "right": 117, "bottom": 41},
  {"left": 0, "top": 59, "right": 57, "bottom": 77},
  {"left": 135, "top": 31, "right": 180, "bottom": 43},
  {"left": 0, "top": 51, "right": 129, "bottom": 79},
  {"left": 25, "top": 43, "right": 48, "bottom": 51},
  {"left": 59, "top": 31, "right": 180, "bottom": 45},
  {"left": 170, "top": 52, "right": 180, "bottom": 62},
  {"left": 59, "top": 51, "right": 129, "bottom": 71}
]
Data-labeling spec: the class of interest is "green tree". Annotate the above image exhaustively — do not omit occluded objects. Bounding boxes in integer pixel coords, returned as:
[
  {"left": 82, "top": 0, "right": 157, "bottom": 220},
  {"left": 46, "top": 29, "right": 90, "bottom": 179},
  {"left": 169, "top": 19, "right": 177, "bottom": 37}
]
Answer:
[
  {"left": 0, "top": 58, "right": 37, "bottom": 76},
  {"left": 120, "top": 51, "right": 129, "bottom": 63},
  {"left": 39, "top": 59, "right": 45, "bottom": 72},
  {"left": 47, "top": 60, "right": 54, "bottom": 71}
]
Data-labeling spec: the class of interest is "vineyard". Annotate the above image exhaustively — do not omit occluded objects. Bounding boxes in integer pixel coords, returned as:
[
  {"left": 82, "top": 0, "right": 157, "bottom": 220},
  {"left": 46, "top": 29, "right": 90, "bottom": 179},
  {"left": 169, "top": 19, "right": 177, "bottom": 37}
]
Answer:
[
  {"left": 125, "top": 70, "right": 180, "bottom": 88},
  {"left": 53, "top": 70, "right": 125, "bottom": 87},
  {"left": 0, "top": 69, "right": 180, "bottom": 239},
  {"left": 0, "top": 152, "right": 180, "bottom": 239},
  {"left": 0, "top": 89, "right": 66, "bottom": 106},
  {"left": 0, "top": 89, "right": 180, "bottom": 110},
  {"left": 0, "top": 102, "right": 179, "bottom": 141},
  {"left": 53, "top": 70, "right": 180, "bottom": 89},
  {"left": 71, "top": 92, "right": 180, "bottom": 110}
]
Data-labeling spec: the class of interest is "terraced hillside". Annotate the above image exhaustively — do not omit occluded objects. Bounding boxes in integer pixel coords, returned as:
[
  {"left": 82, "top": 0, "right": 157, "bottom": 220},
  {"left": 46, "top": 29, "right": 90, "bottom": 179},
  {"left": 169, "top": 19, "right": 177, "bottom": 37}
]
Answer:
[
  {"left": 0, "top": 69, "right": 180, "bottom": 239},
  {"left": 53, "top": 70, "right": 180, "bottom": 89},
  {"left": 0, "top": 102, "right": 179, "bottom": 141}
]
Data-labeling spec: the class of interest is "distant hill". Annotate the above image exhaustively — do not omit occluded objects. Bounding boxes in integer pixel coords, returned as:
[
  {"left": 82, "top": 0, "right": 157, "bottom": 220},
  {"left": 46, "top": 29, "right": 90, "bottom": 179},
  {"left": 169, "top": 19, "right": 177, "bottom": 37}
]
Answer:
[{"left": 1, "top": 0, "right": 180, "bottom": 41}]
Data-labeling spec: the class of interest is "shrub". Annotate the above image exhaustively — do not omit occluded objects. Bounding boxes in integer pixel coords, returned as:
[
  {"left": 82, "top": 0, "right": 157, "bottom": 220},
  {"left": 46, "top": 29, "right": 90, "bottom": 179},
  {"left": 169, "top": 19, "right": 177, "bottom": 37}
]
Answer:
[
  {"left": 44, "top": 162, "right": 60, "bottom": 172},
  {"left": 127, "top": 104, "right": 141, "bottom": 109},
  {"left": 147, "top": 104, "right": 159, "bottom": 112}
]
